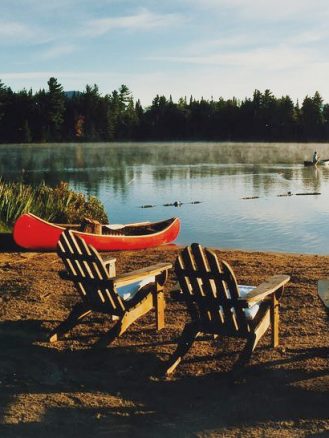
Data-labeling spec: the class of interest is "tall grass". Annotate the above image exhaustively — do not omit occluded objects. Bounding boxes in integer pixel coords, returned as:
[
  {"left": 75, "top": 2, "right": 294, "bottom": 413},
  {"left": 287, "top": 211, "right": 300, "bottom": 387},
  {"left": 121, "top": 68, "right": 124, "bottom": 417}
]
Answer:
[{"left": 0, "top": 181, "right": 108, "bottom": 231}]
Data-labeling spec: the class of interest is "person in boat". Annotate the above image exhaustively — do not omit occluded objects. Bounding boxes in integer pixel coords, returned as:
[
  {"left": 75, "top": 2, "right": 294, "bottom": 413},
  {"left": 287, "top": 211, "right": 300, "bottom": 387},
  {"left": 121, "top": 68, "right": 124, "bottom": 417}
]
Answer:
[{"left": 312, "top": 151, "right": 319, "bottom": 164}]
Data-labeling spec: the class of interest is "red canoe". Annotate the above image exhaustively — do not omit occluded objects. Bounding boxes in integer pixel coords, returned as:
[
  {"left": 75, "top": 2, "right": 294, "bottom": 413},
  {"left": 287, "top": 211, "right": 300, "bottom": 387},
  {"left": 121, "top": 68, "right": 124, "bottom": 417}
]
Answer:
[{"left": 13, "top": 213, "right": 180, "bottom": 251}]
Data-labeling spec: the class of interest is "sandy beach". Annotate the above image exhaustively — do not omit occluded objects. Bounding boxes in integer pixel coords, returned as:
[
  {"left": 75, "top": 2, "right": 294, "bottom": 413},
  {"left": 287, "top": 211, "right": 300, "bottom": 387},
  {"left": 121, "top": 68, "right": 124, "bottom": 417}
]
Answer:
[{"left": 0, "top": 243, "right": 328, "bottom": 437}]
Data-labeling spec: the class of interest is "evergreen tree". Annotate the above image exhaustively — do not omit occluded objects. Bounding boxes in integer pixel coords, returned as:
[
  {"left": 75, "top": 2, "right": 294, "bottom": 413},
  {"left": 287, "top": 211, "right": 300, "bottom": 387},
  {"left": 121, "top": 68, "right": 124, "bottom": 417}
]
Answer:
[
  {"left": 1, "top": 77, "right": 329, "bottom": 143},
  {"left": 0, "top": 81, "right": 14, "bottom": 142},
  {"left": 46, "top": 77, "right": 65, "bottom": 141},
  {"left": 116, "top": 85, "right": 139, "bottom": 139},
  {"left": 301, "top": 91, "right": 324, "bottom": 140}
]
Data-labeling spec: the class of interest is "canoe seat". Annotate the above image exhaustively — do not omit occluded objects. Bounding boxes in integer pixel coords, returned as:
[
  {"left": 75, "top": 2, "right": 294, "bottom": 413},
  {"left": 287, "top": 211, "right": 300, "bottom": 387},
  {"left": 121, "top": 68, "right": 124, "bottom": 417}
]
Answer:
[
  {"left": 103, "top": 224, "right": 125, "bottom": 230},
  {"left": 102, "top": 224, "right": 125, "bottom": 236},
  {"left": 49, "top": 229, "right": 172, "bottom": 347},
  {"left": 165, "top": 243, "right": 290, "bottom": 375}
]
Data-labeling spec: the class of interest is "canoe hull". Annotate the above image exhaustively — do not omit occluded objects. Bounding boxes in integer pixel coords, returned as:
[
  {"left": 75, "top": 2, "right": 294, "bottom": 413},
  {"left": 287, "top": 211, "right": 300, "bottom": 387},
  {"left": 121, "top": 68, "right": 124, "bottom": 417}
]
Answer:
[{"left": 13, "top": 213, "right": 180, "bottom": 251}]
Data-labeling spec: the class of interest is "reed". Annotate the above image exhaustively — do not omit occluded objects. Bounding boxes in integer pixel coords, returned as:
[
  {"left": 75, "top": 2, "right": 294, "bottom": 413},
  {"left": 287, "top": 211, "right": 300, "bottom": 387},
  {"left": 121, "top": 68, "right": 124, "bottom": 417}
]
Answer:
[{"left": 0, "top": 181, "right": 108, "bottom": 231}]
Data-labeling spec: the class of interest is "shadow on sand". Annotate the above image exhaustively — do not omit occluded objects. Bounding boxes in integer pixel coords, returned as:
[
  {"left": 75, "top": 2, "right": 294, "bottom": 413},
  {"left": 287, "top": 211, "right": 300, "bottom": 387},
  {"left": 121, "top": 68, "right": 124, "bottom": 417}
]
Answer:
[
  {"left": 0, "top": 318, "right": 328, "bottom": 437},
  {"left": 0, "top": 233, "right": 23, "bottom": 253}
]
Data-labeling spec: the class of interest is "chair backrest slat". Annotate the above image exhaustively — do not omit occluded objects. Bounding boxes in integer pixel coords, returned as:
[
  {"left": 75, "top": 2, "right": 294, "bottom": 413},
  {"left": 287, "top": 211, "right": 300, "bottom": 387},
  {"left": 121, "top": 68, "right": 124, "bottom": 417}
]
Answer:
[
  {"left": 175, "top": 243, "right": 250, "bottom": 335},
  {"left": 190, "top": 244, "right": 223, "bottom": 326},
  {"left": 57, "top": 230, "right": 125, "bottom": 314}
]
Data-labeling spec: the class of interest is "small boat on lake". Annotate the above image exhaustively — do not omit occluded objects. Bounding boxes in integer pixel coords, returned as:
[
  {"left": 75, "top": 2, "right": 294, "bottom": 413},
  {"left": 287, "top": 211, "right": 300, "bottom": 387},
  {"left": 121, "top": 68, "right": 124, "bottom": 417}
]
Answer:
[
  {"left": 304, "top": 158, "right": 329, "bottom": 167},
  {"left": 13, "top": 213, "right": 180, "bottom": 251},
  {"left": 304, "top": 160, "right": 318, "bottom": 167}
]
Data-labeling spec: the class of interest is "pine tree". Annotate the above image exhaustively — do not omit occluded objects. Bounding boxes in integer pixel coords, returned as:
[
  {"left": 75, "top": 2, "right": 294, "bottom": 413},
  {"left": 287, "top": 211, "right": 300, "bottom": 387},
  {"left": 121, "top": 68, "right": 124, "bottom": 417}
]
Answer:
[{"left": 46, "top": 77, "right": 65, "bottom": 141}]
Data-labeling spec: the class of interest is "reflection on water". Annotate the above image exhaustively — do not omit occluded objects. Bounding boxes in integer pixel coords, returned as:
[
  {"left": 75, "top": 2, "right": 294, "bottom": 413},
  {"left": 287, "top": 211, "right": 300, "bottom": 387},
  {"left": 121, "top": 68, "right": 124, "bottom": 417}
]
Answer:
[{"left": 2, "top": 142, "right": 329, "bottom": 254}]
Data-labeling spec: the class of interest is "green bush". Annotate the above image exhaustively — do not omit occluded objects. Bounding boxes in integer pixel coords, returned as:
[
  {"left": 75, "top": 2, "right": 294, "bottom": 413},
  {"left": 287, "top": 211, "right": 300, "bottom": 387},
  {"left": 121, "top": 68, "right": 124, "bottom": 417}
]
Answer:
[{"left": 0, "top": 181, "right": 108, "bottom": 230}]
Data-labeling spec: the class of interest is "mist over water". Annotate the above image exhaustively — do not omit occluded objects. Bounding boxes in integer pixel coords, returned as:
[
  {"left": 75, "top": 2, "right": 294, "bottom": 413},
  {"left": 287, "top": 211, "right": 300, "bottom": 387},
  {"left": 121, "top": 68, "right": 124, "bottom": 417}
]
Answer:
[{"left": 2, "top": 142, "right": 329, "bottom": 254}]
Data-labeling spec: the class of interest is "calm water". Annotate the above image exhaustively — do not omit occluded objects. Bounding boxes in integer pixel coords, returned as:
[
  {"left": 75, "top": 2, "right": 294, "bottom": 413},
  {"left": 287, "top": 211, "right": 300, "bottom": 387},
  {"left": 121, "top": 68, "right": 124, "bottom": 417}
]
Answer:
[{"left": 2, "top": 142, "right": 329, "bottom": 255}]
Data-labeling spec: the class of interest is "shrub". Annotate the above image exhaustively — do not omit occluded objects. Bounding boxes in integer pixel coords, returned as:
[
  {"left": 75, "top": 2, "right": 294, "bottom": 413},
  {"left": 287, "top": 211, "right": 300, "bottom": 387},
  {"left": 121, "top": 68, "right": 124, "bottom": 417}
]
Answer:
[{"left": 0, "top": 181, "right": 108, "bottom": 230}]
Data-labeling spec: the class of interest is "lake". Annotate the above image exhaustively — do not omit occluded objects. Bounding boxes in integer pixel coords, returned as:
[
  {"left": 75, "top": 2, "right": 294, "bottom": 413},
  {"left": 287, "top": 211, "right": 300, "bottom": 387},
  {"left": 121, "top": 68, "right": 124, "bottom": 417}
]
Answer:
[{"left": 1, "top": 142, "right": 329, "bottom": 255}]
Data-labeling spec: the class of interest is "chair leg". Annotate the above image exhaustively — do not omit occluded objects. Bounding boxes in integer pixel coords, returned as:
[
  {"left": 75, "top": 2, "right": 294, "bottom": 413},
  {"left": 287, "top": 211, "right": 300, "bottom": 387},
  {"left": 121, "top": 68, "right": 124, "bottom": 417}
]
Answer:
[
  {"left": 49, "top": 302, "right": 91, "bottom": 343},
  {"left": 95, "top": 309, "right": 137, "bottom": 348},
  {"left": 165, "top": 322, "right": 199, "bottom": 375},
  {"left": 94, "top": 319, "right": 125, "bottom": 348},
  {"left": 155, "top": 289, "right": 165, "bottom": 330},
  {"left": 232, "top": 331, "right": 262, "bottom": 373},
  {"left": 232, "top": 306, "right": 271, "bottom": 372},
  {"left": 271, "top": 293, "right": 280, "bottom": 347},
  {"left": 95, "top": 295, "right": 155, "bottom": 348}
]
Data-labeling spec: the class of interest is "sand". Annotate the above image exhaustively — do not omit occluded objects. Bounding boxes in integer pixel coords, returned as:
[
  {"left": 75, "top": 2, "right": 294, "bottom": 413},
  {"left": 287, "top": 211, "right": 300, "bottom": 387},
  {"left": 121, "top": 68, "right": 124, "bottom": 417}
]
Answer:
[{"left": 0, "top": 244, "right": 328, "bottom": 437}]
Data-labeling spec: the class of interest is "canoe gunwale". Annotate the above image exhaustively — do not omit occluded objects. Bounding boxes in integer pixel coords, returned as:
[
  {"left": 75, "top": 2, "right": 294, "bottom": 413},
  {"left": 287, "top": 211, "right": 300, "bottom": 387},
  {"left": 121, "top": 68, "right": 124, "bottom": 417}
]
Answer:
[{"left": 25, "top": 213, "right": 175, "bottom": 238}]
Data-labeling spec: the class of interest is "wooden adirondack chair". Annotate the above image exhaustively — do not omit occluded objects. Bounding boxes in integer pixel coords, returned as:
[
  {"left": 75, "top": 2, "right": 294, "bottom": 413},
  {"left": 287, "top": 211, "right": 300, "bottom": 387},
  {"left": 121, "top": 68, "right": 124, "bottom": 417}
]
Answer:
[
  {"left": 165, "top": 243, "right": 290, "bottom": 375},
  {"left": 49, "top": 229, "right": 172, "bottom": 347}
]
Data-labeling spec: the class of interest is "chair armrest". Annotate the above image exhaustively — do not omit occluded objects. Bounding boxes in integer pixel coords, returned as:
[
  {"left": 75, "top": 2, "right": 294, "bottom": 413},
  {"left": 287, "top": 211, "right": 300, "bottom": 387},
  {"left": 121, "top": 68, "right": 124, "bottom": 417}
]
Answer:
[
  {"left": 114, "top": 263, "right": 172, "bottom": 287},
  {"left": 241, "top": 274, "right": 290, "bottom": 304}
]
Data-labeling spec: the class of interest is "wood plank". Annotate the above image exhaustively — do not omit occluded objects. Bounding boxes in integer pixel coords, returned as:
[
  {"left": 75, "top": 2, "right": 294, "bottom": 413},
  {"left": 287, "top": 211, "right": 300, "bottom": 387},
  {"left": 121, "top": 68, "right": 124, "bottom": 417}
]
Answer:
[
  {"left": 114, "top": 263, "right": 172, "bottom": 286},
  {"left": 270, "top": 293, "right": 280, "bottom": 347},
  {"left": 154, "top": 286, "right": 165, "bottom": 330},
  {"left": 191, "top": 244, "right": 218, "bottom": 324},
  {"left": 220, "top": 261, "right": 245, "bottom": 333},
  {"left": 318, "top": 279, "right": 329, "bottom": 309},
  {"left": 243, "top": 275, "right": 290, "bottom": 304},
  {"left": 181, "top": 246, "right": 203, "bottom": 299}
]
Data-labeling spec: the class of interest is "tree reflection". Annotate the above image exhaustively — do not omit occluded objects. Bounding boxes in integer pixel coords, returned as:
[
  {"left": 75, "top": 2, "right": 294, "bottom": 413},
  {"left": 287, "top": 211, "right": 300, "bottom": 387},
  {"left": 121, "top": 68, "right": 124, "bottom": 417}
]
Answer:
[{"left": 1, "top": 143, "right": 329, "bottom": 196}]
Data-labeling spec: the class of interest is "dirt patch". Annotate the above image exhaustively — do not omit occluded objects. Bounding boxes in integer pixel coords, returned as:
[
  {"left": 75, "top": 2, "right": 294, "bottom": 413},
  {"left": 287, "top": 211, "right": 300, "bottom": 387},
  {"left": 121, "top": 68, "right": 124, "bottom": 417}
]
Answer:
[{"left": 0, "top": 245, "right": 328, "bottom": 437}]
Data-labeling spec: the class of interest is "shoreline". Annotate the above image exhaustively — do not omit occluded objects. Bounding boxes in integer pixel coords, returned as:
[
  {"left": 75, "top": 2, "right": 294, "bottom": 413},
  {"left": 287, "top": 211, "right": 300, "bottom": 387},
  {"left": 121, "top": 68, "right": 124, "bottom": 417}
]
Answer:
[{"left": 2, "top": 231, "right": 328, "bottom": 259}]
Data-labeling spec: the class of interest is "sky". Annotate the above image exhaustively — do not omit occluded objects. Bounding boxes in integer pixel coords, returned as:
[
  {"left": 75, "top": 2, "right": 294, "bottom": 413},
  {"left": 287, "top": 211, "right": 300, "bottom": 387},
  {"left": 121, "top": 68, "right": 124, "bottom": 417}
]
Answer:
[{"left": 1, "top": 0, "right": 329, "bottom": 106}]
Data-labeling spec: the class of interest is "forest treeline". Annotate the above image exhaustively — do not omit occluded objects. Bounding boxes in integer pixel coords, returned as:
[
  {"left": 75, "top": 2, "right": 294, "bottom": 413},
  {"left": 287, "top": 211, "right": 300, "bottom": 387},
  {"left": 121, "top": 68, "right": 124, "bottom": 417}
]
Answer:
[{"left": 1, "top": 77, "right": 329, "bottom": 143}]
